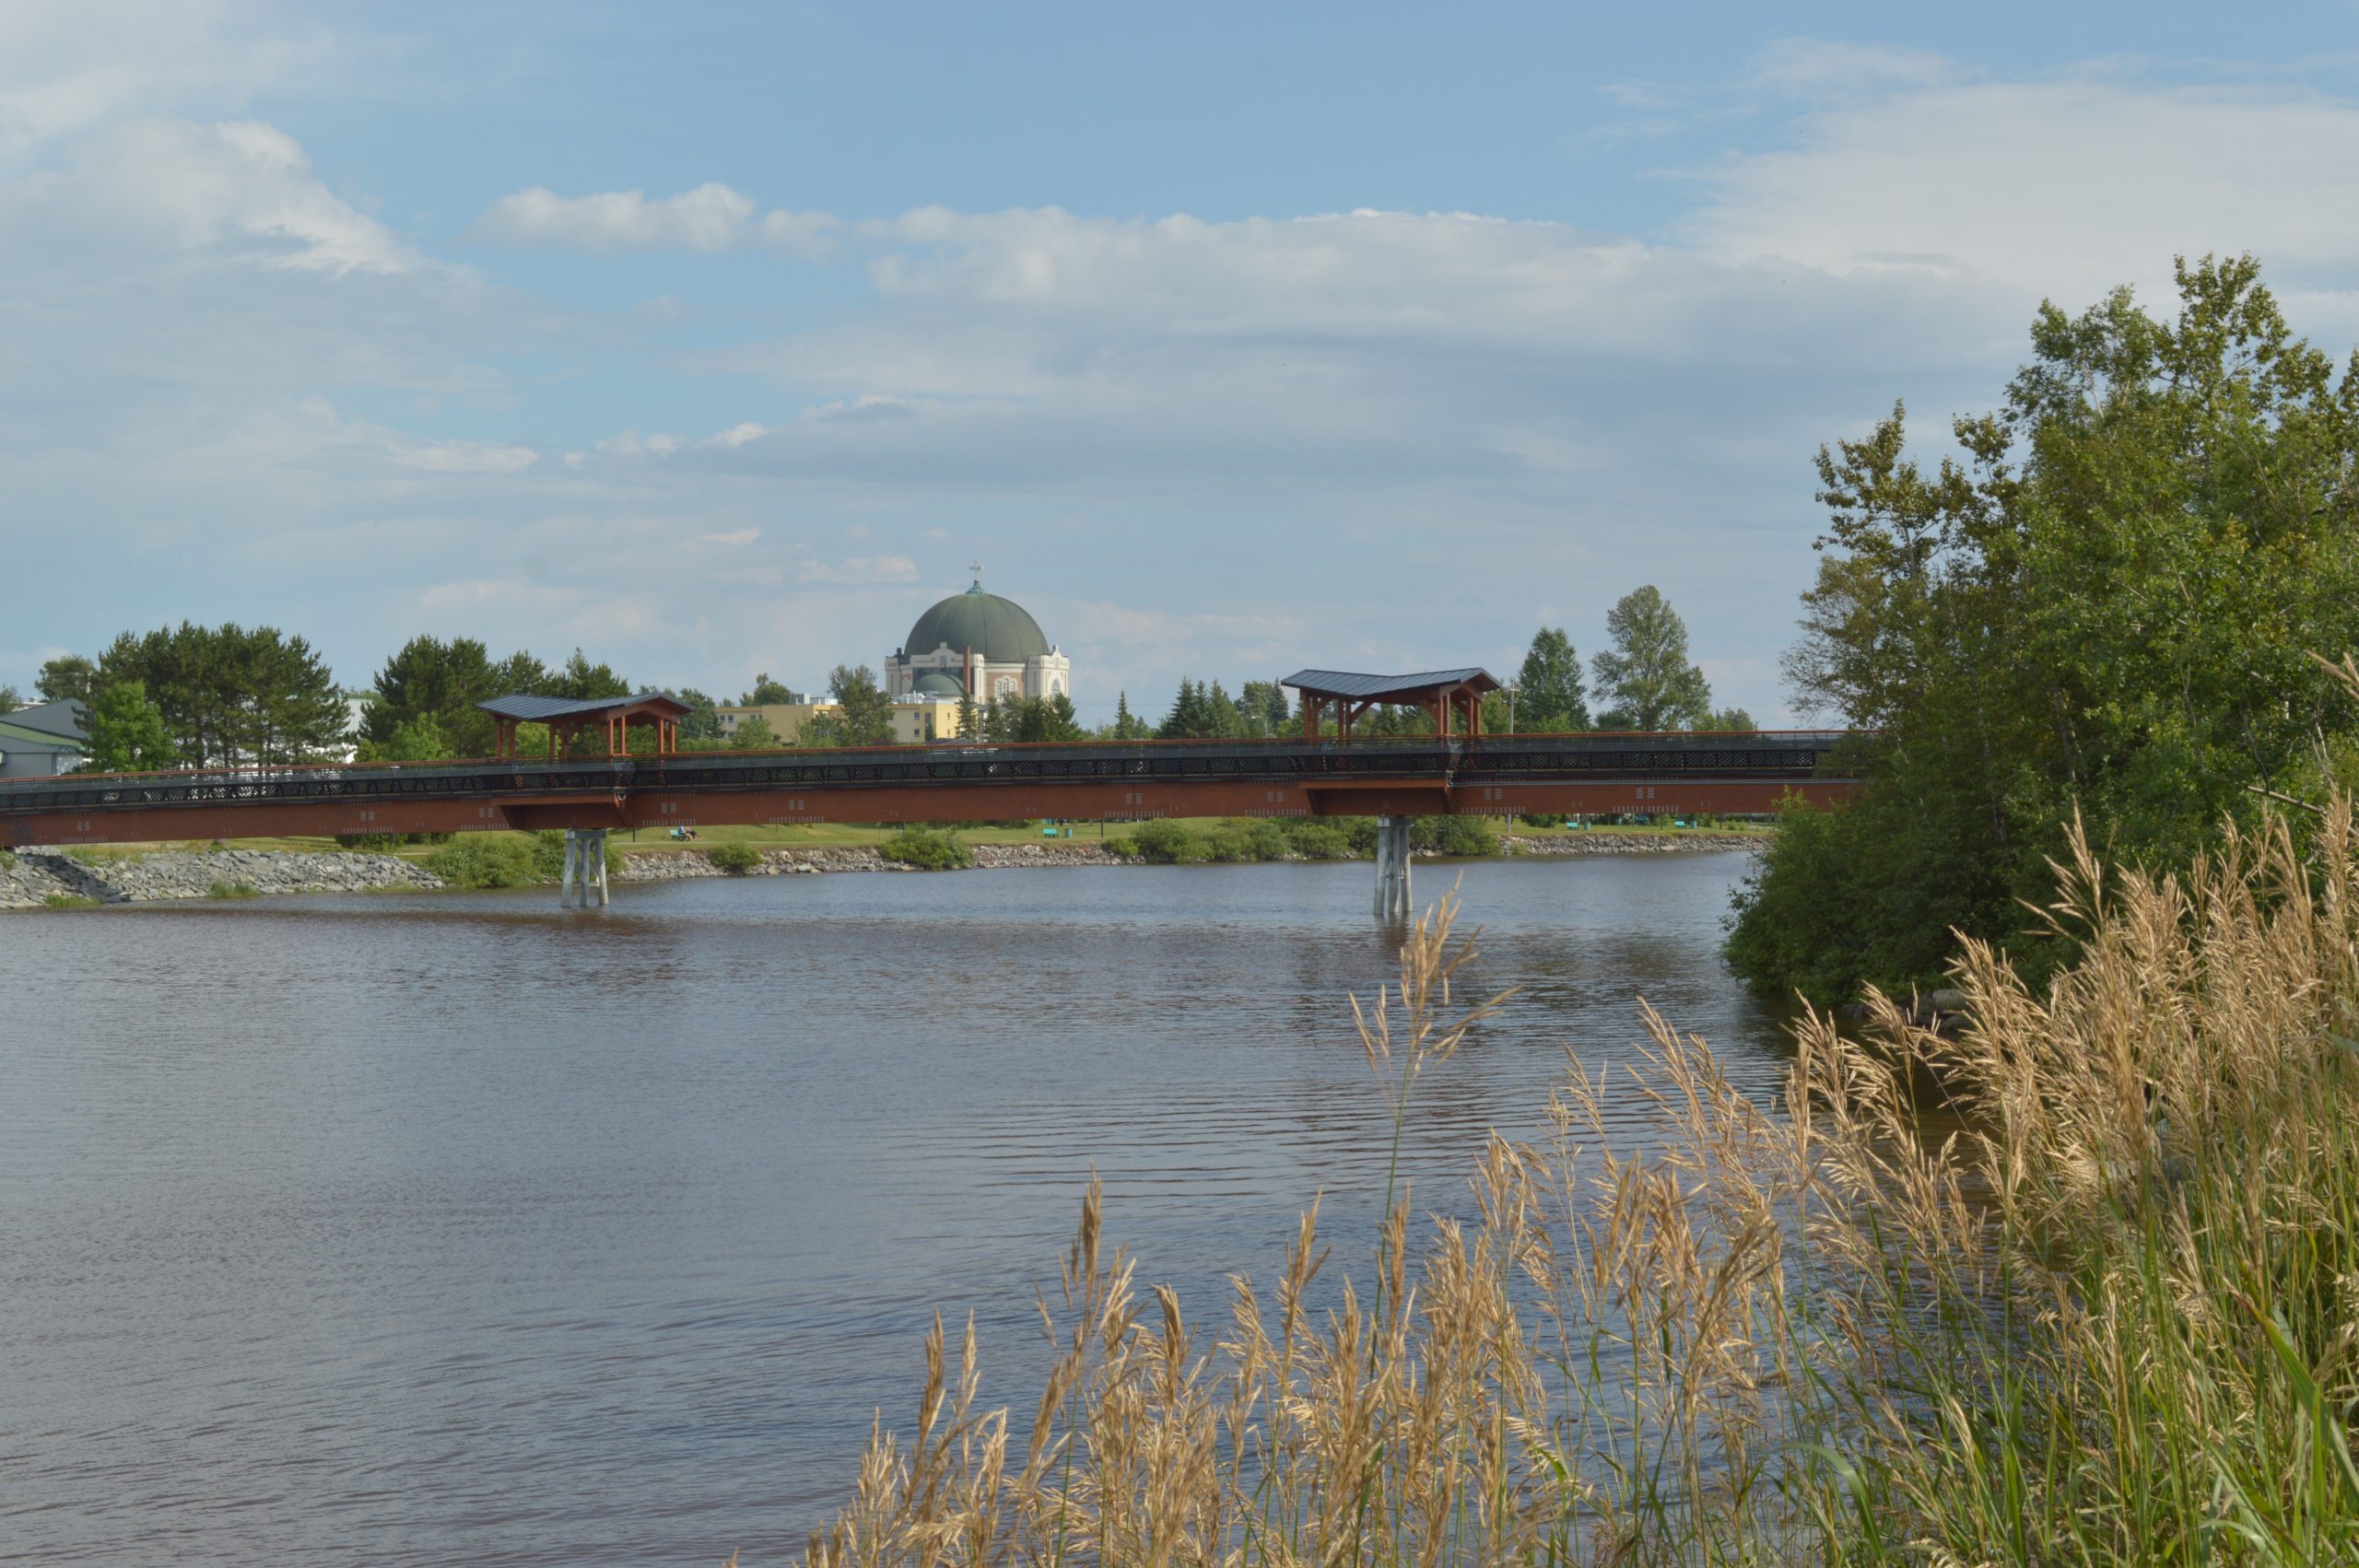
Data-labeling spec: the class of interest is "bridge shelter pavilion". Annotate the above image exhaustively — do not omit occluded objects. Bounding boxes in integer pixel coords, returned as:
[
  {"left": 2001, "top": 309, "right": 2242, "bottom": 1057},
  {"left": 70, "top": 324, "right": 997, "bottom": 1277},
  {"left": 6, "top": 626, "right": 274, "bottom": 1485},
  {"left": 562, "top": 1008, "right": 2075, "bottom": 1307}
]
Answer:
[
  {"left": 1283, "top": 668, "right": 1500, "bottom": 743},
  {"left": 478, "top": 692, "right": 692, "bottom": 761}
]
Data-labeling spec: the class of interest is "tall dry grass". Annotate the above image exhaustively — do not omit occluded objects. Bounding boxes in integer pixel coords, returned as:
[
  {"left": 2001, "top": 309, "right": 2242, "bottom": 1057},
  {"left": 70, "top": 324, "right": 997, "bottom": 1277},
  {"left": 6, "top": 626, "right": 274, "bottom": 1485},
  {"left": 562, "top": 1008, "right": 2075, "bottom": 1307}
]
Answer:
[{"left": 778, "top": 770, "right": 2359, "bottom": 1563}]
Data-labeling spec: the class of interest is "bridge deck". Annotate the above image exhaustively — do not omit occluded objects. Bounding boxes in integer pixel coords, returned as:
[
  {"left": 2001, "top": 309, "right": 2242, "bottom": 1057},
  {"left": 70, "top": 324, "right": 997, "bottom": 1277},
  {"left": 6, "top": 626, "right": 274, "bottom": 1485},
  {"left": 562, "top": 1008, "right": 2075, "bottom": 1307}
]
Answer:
[{"left": 0, "top": 732, "right": 1858, "bottom": 848}]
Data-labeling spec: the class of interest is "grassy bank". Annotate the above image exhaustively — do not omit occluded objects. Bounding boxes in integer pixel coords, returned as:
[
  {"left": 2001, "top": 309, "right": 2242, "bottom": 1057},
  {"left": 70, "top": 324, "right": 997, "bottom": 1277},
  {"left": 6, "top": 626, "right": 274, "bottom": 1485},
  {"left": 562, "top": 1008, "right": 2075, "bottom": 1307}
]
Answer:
[{"left": 777, "top": 805, "right": 2359, "bottom": 1562}]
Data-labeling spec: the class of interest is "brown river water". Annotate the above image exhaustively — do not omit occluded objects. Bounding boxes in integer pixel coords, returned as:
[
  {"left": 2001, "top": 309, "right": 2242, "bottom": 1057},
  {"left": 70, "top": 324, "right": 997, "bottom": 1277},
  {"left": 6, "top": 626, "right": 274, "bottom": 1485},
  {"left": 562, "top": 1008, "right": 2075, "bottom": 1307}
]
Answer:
[{"left": 0, "top": 853, "right": 1790, "bottom": 1563}]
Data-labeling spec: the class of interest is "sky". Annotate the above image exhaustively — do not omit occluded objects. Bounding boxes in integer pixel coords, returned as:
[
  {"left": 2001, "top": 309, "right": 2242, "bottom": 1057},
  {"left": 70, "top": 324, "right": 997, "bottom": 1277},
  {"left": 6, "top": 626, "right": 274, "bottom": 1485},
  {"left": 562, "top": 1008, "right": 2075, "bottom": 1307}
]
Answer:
[{"left": 6, "top": 2, "right": 2359, "bottom": 724}]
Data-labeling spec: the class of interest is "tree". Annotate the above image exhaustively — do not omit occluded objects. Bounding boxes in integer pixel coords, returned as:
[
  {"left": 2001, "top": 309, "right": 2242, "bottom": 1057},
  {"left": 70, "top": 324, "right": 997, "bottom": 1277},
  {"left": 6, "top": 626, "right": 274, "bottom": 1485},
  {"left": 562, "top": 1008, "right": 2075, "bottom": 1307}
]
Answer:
[
  {"left": 987, "top": 693, "right": 1086, "bottom": 743},
  {"left": 730, "top": 713, "right": 776, "bottom": 749},
  {"left": 491, "top": 649, "right": 551, "bottom": 697},
  {"left": 365, "top": 636, "right": 500, "bottom": 755},
  {"left": 804, "top": 664, "right": 895, "bottom": 747},
  {"left": 1159, "top": 678, "right": 1216, "bottom": 739},
  {"left": 98, "top": 622, "right": 346, "bottom": 766},
  {"left": 740, "top": 673, "right": 798, "bottom": 706},
  {"left": 1707, "top": 706, "right": 1756, "bottom": 731},
  {"left": 363, "top": 712, "right": 452, "bottom": 763},
  {"left": 80, "top": 680, "right": 175, "bottom": 773},
  {"left": 1237, "top": 679, "right": 1292, "bottom": 736},
  {"left": 676, "top": 688, "right": 721, "bottom": 742},
  {"left": 1109, "top": 691, "right": 1152, "bottom": 741},
  {"left": 1514, "top": 628, "right": 1590, "bottom": 732},
  {"left": 1729, "top": 255, "right": 2359, "bottom": 1006},
  {"left": 956, "top": 691, "right": 980, "bottom": 742},
  {"left": 0, "top": 684, "right": 18, "bottom": 714},
  {"left": 550, "top": 649, "right": 630, "bottom": 701},
  {"left": 36, "top": 655, "right": 97, "bottom": 705},
  {"left": 1590, "top": 587, "right": 1712, "bottom": 731}
]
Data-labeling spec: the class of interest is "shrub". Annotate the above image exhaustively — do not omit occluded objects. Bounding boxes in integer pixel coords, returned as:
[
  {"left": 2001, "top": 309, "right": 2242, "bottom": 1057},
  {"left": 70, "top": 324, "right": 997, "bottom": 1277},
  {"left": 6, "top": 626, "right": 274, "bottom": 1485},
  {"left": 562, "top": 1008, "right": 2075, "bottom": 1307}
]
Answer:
[
  {"left": 1341, "top": 815, "right": 1380, "bottom": 856},
  {"left": 1281, "top": 820, "right": 1350, "bottom": 860},
  {"left": 1200, "top": 818, "right": 1291, "bottom": 862},
  {"left": 880, "top": 826, "right": 973, "bottom": 870},
  {"left": 334, "top": 833, "right": 401, "bottom": 851},
  {"left": 206, "top": 880, "right": 259, "bottom": 899},
  {"left": 705, "top": 840, "right": 762, "bottom": 875},
  {"left": 1123, "top": 819, "right": 1200, "bottom": 864},
  {"left": 41, "top": 894, "right": 100, "bottom": 909},
  {"left": 1414, "top": 814, "right": 1500, "bottom": 857},
  {"left": 1101, "top": 833, "right": 1136, "bottom": 860},
  {"left": 428, "top": 835, "right": 543, "bottom": 888}
]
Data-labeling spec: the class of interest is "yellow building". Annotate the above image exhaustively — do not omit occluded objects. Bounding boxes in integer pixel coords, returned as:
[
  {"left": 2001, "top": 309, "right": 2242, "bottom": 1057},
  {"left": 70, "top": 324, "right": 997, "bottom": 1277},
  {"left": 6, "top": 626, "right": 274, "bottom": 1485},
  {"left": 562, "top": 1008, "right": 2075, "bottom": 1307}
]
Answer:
[{"left": 713, "top": 696, "right": 968, "bottom": 746}]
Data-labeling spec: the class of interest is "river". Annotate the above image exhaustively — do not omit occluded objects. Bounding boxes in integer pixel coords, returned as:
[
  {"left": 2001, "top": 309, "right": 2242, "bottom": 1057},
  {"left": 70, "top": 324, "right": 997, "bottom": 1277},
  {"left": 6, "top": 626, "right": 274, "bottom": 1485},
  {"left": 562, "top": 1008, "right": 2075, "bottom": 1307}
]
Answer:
[{"left": 0, "top": 852, "right": 1788, "bottom": 1564}]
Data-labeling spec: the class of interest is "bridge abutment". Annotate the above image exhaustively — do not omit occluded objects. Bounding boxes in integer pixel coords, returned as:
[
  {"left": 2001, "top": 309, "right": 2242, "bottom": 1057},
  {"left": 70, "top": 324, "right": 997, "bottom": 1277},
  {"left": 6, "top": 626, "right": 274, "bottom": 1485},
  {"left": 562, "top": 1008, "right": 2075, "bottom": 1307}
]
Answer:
[
  {"left": 1373, "top": 814, "right": 1413, "bottom": 921},
  {"left": 559, "top": 828, "right": 610, "bottom": 909}
]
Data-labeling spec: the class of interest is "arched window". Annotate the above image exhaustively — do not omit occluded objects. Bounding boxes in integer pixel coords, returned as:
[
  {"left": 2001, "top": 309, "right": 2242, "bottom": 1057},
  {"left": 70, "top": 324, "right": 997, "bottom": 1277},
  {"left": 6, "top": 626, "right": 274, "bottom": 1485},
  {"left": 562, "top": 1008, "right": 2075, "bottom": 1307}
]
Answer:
[{"left": 994, "top": 674, "right": 1018, "bottom": 698}]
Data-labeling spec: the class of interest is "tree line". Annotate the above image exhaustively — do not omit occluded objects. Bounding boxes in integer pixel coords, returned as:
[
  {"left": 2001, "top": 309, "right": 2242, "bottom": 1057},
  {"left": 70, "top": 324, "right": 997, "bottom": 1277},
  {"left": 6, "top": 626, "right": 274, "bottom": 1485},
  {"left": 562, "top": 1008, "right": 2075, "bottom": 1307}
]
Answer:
[
  {"left": 1129, "top": 586, "right": 1751, "bottom": 742},
  {"left": 21, "top": 576, "right": 1751, "bottom": 773},
  {"left": 1727, "top": 255, "right": 2359, "bottom": 1006}
]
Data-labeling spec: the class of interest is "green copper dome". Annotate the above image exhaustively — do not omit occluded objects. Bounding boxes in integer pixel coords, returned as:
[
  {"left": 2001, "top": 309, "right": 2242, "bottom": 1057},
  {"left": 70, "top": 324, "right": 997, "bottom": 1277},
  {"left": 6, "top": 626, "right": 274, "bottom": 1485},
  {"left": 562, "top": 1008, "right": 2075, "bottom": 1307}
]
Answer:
[
  {"left": 904, "top": 580, "right": 1050, "bottom": 663},
  {"left": 910, "top": 671, "right": 966, "bottom": 697}
]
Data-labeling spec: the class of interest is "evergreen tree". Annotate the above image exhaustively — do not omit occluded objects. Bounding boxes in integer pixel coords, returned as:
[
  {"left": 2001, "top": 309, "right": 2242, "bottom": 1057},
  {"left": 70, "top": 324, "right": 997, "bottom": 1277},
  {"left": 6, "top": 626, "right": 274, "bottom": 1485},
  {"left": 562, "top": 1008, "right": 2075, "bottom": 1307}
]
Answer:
[
  {"left": 99, "top": 622, "right": 345, "bottom": 766},
  {"left": 550, "top": 649, "right": 630, "bottom": 701},
  {"left": 365, "top": 636, "right": 500, "bottom": 755},
  {"left": 1513, "top": 627, "right": 1590, "bottom": 732}
]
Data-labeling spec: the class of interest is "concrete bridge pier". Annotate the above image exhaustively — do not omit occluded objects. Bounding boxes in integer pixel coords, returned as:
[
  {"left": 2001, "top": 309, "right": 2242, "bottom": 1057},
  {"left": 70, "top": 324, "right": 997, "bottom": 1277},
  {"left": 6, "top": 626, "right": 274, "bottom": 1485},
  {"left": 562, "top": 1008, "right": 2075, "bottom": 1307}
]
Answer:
[
  {"left": 560, "top": 827, "right": 610, "bottom": 909},
  {"left": 1373, "top": 814, "right": 1413, "bottom": 921}
]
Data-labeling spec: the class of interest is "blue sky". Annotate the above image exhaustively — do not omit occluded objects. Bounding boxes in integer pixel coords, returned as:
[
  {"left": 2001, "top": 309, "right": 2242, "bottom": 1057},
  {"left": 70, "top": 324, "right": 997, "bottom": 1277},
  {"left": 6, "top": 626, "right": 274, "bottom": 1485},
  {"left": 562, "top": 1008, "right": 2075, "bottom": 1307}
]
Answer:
[{"left": 6, "top": 2, "right": 2358, "bottom": 721}]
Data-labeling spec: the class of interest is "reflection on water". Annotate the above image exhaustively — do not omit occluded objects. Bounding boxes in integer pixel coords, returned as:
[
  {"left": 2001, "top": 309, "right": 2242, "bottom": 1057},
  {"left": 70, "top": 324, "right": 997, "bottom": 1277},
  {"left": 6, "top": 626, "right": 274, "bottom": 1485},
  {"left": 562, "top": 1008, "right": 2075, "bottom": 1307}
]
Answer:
[{"left": 1, "top": 853, "right": 1786, "bottom": 1564}]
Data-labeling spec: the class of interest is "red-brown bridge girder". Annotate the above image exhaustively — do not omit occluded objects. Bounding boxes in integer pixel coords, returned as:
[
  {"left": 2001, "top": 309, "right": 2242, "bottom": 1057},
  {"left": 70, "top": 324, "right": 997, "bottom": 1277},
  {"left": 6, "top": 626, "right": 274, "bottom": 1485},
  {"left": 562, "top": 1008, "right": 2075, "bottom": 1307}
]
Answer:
[{"left": 0, "top": 776, "right": 1854, "bottom": 849}]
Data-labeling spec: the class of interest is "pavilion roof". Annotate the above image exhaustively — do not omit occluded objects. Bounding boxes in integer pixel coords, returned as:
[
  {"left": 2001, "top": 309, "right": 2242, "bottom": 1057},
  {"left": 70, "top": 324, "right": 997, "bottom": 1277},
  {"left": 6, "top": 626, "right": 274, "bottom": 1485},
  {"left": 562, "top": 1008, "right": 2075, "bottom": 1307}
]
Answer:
[
  {"left": 1280, "top": 667, "right": 1500, "bottom": 703},
  {"left": 475, "top": 691, "right": 691, "bottom": 722}
]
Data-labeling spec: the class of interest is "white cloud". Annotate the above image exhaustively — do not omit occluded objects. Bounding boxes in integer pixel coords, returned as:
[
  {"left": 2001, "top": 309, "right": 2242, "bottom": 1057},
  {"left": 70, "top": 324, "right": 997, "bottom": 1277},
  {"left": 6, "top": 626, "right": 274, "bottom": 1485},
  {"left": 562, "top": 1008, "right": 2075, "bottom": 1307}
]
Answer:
[
  {"left": 472, "top": 181, "right": 838, "bottom": 256},
  {"left": 1693, "top": 76, "right": 2359, "bottom": 306},
  {"left": 695, "top": 528, "right": 761, "bottom": 546}
]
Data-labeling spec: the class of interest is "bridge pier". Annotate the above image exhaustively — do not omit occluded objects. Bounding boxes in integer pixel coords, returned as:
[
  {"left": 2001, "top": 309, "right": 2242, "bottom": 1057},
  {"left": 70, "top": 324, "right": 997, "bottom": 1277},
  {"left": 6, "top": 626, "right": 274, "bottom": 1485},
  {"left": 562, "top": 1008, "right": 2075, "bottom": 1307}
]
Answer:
[
  {"left": 559, "top": 827, "right": 610, "bottom": 909},
  {"left": 1373, "top": 814, "right": 1413, "bottom": 921}
]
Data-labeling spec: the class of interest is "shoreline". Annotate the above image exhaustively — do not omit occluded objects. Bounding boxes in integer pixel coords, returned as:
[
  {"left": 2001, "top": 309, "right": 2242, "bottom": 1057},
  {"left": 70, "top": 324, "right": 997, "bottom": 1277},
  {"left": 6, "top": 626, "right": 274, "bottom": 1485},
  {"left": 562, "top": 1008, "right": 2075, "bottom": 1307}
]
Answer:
[{"left": 1, "top": 830, "right": 1766, "bottom": 908}]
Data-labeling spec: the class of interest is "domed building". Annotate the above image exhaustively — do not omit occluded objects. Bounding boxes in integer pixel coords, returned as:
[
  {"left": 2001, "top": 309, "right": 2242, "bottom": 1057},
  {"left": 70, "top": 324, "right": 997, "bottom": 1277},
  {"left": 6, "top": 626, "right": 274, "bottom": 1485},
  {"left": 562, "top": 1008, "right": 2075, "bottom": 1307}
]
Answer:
[{"left": 886, "top": 574, "right": 1072, "bottom": 706}]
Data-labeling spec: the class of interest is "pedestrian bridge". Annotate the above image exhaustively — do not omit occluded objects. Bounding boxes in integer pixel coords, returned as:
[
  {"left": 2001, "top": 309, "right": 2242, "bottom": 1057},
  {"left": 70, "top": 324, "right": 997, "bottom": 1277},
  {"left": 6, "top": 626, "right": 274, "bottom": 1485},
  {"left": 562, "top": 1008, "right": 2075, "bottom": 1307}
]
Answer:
[{"left": 0, "top": 730, "right": 1857, "bottom": 850}]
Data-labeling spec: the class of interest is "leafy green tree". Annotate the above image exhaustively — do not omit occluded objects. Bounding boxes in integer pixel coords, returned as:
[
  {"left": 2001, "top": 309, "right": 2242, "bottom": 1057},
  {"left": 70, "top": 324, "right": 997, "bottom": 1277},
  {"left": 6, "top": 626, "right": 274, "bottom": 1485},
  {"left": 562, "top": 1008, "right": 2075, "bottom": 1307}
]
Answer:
[
  {"left": 1707, "top": 706, "right": 1756, "bottom": 731},
  {"left": 1731, "top": 255, "right": 2359, "bottom": 1006},
  {"left": 802, "top": 663, "right": 895, "bottom": 747},
  {"left": 676, "top": 688, "right": 721, "bottom": 742},
  {"left": 740, "top": 673, "right": 798, "bottom": 705},
  {"left": 1590, "top": 588, "right": 1712, "bottom": 731},
  {"left": 0, "top": 684, "right": 18, "bottom": 714},
  {"left": 35, "top": 655, "right": 96, "bottom": 704},
  {"left": 1514, "top": 628, "right": 1590, "bottom": 731},
  {"left": 730, "top": 713, "right": 777, "bottom": 749},
  {"left": 80, "top": 680, "right": 175, "bottom": 773},
  {"left": 365, "top": 712, "right": 452, "bottom": 763},
  {"left": 987, "top": 693, "right": 1086, "bottom": 743}
]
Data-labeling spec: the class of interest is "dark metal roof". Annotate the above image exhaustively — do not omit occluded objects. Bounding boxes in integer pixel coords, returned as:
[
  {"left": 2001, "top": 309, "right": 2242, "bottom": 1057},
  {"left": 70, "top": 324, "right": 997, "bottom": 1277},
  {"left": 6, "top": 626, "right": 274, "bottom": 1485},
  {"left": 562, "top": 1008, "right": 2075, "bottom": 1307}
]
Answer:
[
  {"left": 1281, "top": 668, "right": 1500, "bottom": 701},
  {"left": 904, "top": 580, "right": 1051, "bottom": 662},
  {"left": 0, "top": 697, "right": 88, "bottom": 741},
  {"left": 475, "top": 691, "right": 690, "bottom": 721}
]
